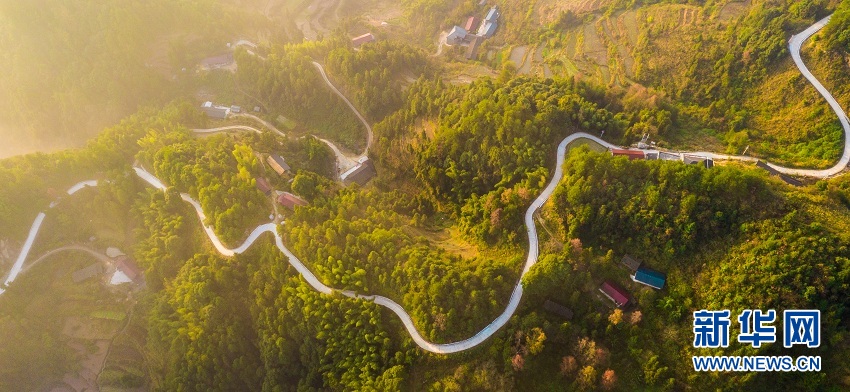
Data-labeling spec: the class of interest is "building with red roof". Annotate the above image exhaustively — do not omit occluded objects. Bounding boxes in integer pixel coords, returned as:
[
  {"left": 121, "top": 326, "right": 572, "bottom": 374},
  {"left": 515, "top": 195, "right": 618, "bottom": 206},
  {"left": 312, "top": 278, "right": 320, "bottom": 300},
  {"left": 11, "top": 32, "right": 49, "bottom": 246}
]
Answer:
[
  {"left": 465, "top": 16, "right": 479, "bottom": 32},
  {"left": 599, "top": 280, "right": 630, "bottom": 308},
  {"left": 277, "top": 192, "right": 308, "bottom": 210},
  {"left": 610, "top": 149, "right": 645, "bottom": 160},
  {"left": 256, "top": 177, "right": 272, "bottom": 195},
  {"left": 115, "top": 256, "right": 143, "bottom": 283}
]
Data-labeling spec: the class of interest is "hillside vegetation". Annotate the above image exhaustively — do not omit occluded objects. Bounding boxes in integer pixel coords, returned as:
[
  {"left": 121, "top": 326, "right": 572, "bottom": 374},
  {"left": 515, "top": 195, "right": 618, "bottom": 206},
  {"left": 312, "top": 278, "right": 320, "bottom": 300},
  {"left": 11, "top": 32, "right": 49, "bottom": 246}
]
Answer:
[
  {"left": 0, "top": 0, "right": 270, "bottom": 158},
  {"left": 389, "top": 0, "right": 848, "bottom": 168},
  {"left": 3, "top": 0, "right": 850, "bottom": 390}
]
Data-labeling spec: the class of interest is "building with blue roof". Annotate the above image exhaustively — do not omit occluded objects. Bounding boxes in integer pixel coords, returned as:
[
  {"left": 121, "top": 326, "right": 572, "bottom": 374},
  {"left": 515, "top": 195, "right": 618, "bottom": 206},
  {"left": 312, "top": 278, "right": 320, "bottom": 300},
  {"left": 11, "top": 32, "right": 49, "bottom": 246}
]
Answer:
[
  {"left": 478, "top": 21, "right": 498, "bottom": 38},
  {"left": 632, "top": 267, "right": 666, "bottom": 290},
  {"left": 485, "top": 7, "right": 500, "bottom": 22}
]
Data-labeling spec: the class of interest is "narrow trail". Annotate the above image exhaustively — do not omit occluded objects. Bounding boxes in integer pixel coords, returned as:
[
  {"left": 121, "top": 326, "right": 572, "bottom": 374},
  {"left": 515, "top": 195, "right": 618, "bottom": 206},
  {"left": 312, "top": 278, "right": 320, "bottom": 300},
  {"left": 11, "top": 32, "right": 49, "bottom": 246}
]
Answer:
[
  {"left": 311, "top": 61, "right": 373, "bottom": 157},
  {"left": 190, "top": 125, "right": 263, "bottom": 134},
  {"left": 232, "top": 113, "right": 287, "bottom": 137},
  {"left": 21, "top": 245, "right": 112, "bottom": 275},
  {"left": 1, "top": 17, "right": 848, "bottom": 354}
]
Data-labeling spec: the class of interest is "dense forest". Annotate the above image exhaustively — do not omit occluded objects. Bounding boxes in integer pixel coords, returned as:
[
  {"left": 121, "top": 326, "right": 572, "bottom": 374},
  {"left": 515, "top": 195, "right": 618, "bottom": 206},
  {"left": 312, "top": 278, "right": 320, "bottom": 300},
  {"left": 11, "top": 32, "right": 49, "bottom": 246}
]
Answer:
[
  {"left": 2, "top": 0, "right": 850, "bottom": 390},
  {"left": 325, "top": 41, "right": 431, "bottom": 120}
]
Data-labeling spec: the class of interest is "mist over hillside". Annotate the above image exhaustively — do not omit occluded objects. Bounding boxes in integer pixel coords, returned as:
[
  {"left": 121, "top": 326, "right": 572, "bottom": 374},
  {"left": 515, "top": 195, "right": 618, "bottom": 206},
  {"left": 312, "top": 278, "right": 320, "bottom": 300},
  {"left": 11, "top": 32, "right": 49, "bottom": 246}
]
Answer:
[{"left": 1, "top": 0, "right": 850, "bottom": 390}]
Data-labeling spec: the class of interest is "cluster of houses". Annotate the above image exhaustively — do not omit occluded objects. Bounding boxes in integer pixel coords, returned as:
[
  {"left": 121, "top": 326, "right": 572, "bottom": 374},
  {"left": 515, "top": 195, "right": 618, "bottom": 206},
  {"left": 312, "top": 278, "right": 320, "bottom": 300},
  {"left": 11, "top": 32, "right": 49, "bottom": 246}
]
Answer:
[
  {"left": 539, "top": 253, "right": 666, "bottom": 318},
  {"left": 71, "top": 247, "right": 144, "bottom": 287},
  {"left": 200, "top": 101, "right": 245, "bottom": 119},
  {"left": 264, "top": 153, "right": 305, "bottom": 209},
  {"left": 597, "top": 254, "right": 667, "bottom": 309},
  {"left": 445, "top": 6, "right": 501, "bottom": 59},
  {"left": 610, "top": 148, "right": 715, "bottom": 169},
  {"left": 611, "top": 148, "right": 803, "bottom": 186},
  {"left": 200, "top": 101, "right": 260, "bottom": 120},
  {"left": 259, "top": 153, "right": 310, "bottom": 211}
]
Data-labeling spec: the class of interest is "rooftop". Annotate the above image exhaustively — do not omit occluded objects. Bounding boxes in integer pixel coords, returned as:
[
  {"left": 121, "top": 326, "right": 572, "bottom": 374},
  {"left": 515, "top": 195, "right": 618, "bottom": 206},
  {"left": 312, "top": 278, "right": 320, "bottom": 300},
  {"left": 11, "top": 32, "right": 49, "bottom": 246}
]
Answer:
[
  {"left": 341, "top": 159, "right": 377, "bottom": 186},
  {"left": 610, "top": 149, "right": 645, "bottom": 160},
  {"left": 543, "top": 300, "right": 574, "bottom": 320},
  {"left": 621, "top": 255, "right": 641, "bottom": 271},
  {"left": 115, "top": 256, "right": 143, "bottom": 282},
  {"left": 599, "top": 280, "right": 630, "bottom": 308},
  {"left": 633, "top": 267, "right": 666, "bottom": 290},
  {"left": 352, "top": 33, "right": 375, "bottom": 47}
]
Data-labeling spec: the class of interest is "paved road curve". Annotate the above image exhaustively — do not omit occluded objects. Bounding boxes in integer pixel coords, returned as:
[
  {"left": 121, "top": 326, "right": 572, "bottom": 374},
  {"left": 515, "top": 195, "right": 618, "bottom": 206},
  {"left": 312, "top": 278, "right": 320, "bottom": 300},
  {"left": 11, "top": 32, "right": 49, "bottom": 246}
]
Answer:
[
  {"left": 311, "top": 61, "right": 373, "bottom": 156},
  {"left": 2, "top": 17, "right": 849, "bottom": 353},
  {"left": 191, "top": 125, "right": 263, "bottom": 134},
  {"left": 777, "top": 14, "right": 850, "bottom": 177},
  {"left": 0, "top": 180, "right": 99, "bottom": 294}
]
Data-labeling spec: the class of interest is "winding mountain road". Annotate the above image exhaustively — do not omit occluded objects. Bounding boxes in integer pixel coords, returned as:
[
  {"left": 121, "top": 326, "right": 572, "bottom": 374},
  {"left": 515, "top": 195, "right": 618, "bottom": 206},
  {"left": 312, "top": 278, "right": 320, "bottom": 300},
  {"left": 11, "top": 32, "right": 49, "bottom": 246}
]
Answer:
[
  {"left": 2, "top": 17, "right": 849, "bottom": 353},
  {"left": 311, "top": 61, "right": 373, "bottom": 156},
  {"left": 191, "top": 125, "right": 263, "bottom": 134}
]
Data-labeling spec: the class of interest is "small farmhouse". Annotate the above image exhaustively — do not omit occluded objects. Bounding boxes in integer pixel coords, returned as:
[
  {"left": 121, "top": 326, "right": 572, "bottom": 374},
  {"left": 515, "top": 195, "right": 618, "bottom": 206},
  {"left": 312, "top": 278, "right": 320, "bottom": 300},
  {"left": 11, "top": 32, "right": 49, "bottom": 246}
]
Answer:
[
  {"left": 465, "top": 36, "right": 482, "bottom": 60},
  {"left": 599, "top": 280, "right": 630, "bottom": 308},
  {"left": 477, "top": 7, "right": 500, "bottom": 38},
  {"left": 658, "top": 151, "right": 680, "bottom": 161},
  {"left": 277, "top": 192, "right": 308, "bottom": 210},
  {"left": 341, "top": 158, "right": 377, "bottom": 186},
  {"left": 446, "top": 26, "right": 468, "bottom": 45},
  {"left": 610, "top": 149, "right": 645, "bottom": 160},
  {"left": 352, "top": 33, "right": 375, "bottom": 48},
  {"left": 200, "top": 53, "right": 234, "bottom": 70},
  {"left": 632, "top": 267, "right": 667, "bottom": 290},
  {"left": 683, "top": 155, "right": 714, "bottom": 169},
  {"left": 256, "top": 177, "right": 272, "bottom": 195},
  {"left": 267, "top": 154, "right": 291, "bottom": 176},
  {"left": 115, "top": 255, "right": 143, "bottom": 283},
  {"left": 464, "top": 16, "right": 479, "bottom": 32},
  {"left": 621, "top": 255, "right": 641, "bottom": 272}
]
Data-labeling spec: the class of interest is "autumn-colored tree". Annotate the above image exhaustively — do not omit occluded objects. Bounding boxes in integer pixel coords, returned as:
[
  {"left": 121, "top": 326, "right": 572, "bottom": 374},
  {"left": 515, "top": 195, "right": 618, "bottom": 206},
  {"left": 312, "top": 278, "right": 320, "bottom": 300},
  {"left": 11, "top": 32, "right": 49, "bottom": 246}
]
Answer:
[
  {"left": 560, "top": 356, "right": 578, "bottom": 376},
  {"left": 601, "top": 369, "right": 617, "bottom": 390},
  {"left": 575, "top": 337, "right": 597, "bottom": 365},
  {"left": 577, "top": 365, "right": 598, "bottom": 391},
  {"left": 630, "top": 310, "right": 643, "bottom": 325},
  {"left": 569, "top": 238, "right": 583, "bottom": 254},
  {"left": 511, "top": 354, "right": 525, "bottom": 371},
  {"left": 608, "top": 309, "right": 623, "bottom": 325},
  {"left": 527, "top": 327, "right": 546, "bottom": 355}
]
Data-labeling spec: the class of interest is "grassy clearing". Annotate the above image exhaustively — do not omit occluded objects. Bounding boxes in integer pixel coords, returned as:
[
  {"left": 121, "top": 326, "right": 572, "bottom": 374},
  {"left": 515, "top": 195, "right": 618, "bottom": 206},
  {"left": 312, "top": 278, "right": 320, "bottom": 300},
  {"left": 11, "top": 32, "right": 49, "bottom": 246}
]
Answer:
[
  {"left": 90, "top": 310, "right": 127, "bottom": 321},
  {"left": 406, "top": 225, "right": 481, "bottom": 260},
  {"left": 567, "top": 137, "right": 607, "bottom": 152}
]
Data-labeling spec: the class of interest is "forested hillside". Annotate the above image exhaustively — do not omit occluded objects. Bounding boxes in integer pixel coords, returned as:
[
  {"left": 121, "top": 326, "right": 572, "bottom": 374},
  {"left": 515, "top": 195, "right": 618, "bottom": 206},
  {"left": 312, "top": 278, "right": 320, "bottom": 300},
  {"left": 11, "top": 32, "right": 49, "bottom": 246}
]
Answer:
[
  {"left": 385, "top": 0, "right": 849, "bottom": 168},
  {"left": 236, "top": 47, "right": 369, "bottom": 151},
  {"left": 325, "top": 41, "right": 431, "bottom": 120},
  {"left": 0, "top": 0, "right": 268, "bottom": 158},
  {"left": 3, "top": 0, "right": 850, "bottom": 390}
]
